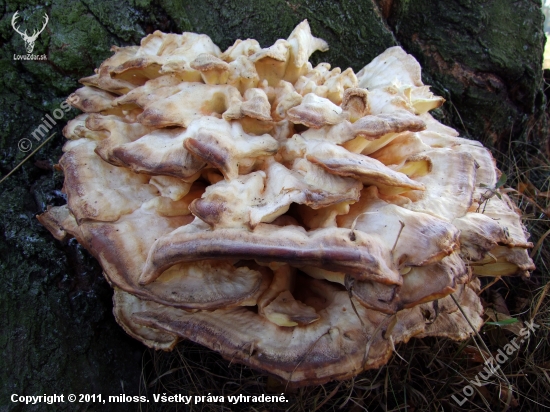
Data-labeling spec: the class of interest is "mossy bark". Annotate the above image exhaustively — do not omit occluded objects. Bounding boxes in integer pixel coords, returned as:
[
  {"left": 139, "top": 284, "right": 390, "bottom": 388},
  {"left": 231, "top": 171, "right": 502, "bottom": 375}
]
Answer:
[
  {"left": 0, "top": 0, "right": 547, "bottom": 408},
  {"left": 387, "top": 0, "right": 548, "bottom": 150}
]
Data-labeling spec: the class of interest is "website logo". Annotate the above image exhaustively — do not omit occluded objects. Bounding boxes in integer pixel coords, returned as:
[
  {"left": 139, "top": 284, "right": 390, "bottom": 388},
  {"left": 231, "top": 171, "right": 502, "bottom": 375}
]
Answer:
[{"left": 12, "top": 11, "right": 48, "bottom": 60}]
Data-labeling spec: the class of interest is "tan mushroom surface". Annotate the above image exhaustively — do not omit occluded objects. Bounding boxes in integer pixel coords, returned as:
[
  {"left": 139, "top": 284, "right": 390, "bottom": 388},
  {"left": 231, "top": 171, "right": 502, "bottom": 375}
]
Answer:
[{"left": 38, "top": 21, "right": 534, "bottom": 386}]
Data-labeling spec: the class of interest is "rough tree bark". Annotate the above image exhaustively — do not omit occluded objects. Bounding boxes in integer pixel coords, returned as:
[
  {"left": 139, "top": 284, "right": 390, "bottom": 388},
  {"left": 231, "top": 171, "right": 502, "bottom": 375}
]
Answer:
[
  {"left": 386, "top": 0, "right": 548, "bottom": 150},
  {"left": 0, "top": 1, "right": 547, "bottom": 409}
]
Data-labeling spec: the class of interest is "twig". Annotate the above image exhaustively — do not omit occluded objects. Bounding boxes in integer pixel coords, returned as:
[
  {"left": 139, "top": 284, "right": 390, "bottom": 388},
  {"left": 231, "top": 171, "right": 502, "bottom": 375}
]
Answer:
[
  {"left": 531, "top": 282, "right": 550, "bottom": 321},
  {"left": 391, "top": 220, "right": 405, "bottom": 257},
  {"left": 530, "top": 228, "right": 550, "bottom": 259},
  {"left": 0, "top": 132, "right": 57, "bottom": 185},
  {"left": 313, "top": 382, "right": 342, "bottom": 411}
]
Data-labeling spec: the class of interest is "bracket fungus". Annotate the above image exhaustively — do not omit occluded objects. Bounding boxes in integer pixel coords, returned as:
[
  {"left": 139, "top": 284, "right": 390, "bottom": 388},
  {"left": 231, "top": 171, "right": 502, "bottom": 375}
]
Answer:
[{"left": 38, "top": 21, "right": 534, "bottom": 386}]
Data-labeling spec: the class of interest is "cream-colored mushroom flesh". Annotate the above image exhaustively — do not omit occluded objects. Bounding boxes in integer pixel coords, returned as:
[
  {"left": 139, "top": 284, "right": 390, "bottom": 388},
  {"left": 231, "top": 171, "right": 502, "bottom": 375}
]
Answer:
[{"left": 38, "top": 20, "right": 533, "bottom": 386}]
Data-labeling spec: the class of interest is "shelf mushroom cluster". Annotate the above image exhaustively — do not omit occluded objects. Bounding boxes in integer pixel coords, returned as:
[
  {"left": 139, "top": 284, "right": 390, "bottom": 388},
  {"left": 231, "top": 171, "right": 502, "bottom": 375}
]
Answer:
[{"left": 38, "top": 21, "right": 535, "bottom": 385}]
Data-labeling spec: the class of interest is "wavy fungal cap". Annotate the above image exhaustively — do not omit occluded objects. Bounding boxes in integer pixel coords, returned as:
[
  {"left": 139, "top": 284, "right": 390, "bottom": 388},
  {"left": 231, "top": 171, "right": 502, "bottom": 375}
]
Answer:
[{"left": 38, "top": 21, "right": 534, "bottom": 386}]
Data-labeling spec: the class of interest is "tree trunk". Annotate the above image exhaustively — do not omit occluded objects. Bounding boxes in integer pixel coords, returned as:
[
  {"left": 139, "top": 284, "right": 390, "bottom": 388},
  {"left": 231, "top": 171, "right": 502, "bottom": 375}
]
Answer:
[{"left": 386, "top": 0, "right": 548, "bottom": 151}]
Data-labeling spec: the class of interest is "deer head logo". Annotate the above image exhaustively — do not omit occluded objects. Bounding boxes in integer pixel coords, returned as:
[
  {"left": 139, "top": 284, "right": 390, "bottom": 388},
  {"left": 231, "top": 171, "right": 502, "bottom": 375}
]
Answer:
[{"left": 11, "top": 11, "right": 49, "bottom": 54}]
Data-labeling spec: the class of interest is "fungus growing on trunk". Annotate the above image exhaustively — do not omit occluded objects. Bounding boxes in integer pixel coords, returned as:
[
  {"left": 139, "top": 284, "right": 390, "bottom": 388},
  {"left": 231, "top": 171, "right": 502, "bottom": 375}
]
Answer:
[{"left": 38, "top": 21, "right": 534, "bottom": 386}]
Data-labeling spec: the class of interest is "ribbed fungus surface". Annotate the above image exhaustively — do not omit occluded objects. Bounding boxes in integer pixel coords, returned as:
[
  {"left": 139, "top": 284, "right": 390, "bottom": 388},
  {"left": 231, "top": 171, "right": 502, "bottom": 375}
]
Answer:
[{"left": 38, "top": 21, "right": 534, "bottom": 386}]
